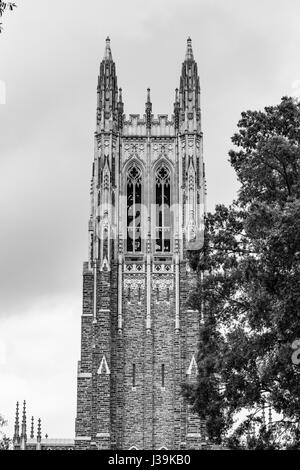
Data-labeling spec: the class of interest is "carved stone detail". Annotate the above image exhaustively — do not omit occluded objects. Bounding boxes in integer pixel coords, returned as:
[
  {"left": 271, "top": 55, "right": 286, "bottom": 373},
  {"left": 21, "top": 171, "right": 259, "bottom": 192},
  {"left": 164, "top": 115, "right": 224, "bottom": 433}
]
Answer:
[
  {"left": 152, "top": 264, "right": 174, "bottom": 273},
  {"left": 124, "top": 264, "right": 145, "bottom": 273},
  {"left": 124, "top": 277, "right": 145, "bottom": 290},
  {"left": 123, "top": 142, "right": 145, "bottom": 164},
  {"left": 152, "top": 277, "right": 174, "bottom": 291},
  {"left": 152, "top": 143, "right": 174, "bottom": 165}
]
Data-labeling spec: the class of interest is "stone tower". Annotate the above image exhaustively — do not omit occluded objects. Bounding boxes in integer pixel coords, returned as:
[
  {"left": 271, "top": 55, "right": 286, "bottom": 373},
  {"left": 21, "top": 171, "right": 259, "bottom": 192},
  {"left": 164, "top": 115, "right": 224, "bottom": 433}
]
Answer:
[{"left": 75, "top": 37, "right": 206, "bottom": 450}]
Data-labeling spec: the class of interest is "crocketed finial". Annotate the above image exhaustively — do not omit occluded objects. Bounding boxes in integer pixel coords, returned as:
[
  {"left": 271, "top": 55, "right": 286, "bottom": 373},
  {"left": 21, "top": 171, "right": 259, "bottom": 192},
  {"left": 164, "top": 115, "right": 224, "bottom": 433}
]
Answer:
[
  {"left": 36, "top": 418, "right": 42, "bottom": 450},
  {"left": 37, "top": 418, "right": 41, "bottom": 441},
  {"left": 21, "top": 401, "right": 26, "bottom": 437},
  {"left": 13, "top": 401, "right": 20, "bottom": 442},
  {"left": 185, "top": 37, "right": 194, "bottom": 61},
  {"left": 145, "top": 88, "right": 152, "bottom": 129},
  {"left": 104, "top": 36, "right": 112, "bottom": 61},
  {"left": 147, "top": 88, "right": 151, "bottom": 103},
  {"left": 30, "top": 416, "right": 34, "bottom": 439},
  {"left": 20, "top": 400, "right": 27, "bottom": 450},
  {"left": 174, "top": 88, "right": 180, "bottom": 130}
]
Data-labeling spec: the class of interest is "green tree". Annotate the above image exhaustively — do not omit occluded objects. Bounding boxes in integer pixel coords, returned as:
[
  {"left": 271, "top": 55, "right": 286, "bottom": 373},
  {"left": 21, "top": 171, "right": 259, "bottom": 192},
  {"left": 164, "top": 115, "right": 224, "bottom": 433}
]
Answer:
[
  {"left": 0, "top": 2, "right": 17, "bottom": 33},
  {"left": 185, "top": 97, "right": 300, "bottom": 448}
]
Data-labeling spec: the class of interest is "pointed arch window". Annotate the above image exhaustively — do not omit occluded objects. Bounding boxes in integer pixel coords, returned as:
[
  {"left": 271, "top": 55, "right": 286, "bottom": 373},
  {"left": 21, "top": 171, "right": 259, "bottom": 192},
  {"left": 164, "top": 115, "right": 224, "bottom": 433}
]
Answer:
[
  {"left": 127, "top": 164, "right": 142, "bottom": 253},
  {"left": 155, "top": 164, "right": 171, "bottom": 253}
]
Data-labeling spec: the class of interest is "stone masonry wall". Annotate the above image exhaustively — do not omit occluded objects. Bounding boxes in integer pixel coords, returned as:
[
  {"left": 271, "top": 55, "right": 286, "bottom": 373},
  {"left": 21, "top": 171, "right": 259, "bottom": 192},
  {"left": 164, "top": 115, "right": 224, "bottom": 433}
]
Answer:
[{"left": 76, "top": 261, "right": 203, "bottom": 450}]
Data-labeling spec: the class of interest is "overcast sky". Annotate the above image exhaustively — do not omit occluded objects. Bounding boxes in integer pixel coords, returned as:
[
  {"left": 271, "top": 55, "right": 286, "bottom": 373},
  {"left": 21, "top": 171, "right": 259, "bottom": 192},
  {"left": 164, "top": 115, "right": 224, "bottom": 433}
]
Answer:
[{"left": 1, "top": 0, "right": 300, "bottom": 439}]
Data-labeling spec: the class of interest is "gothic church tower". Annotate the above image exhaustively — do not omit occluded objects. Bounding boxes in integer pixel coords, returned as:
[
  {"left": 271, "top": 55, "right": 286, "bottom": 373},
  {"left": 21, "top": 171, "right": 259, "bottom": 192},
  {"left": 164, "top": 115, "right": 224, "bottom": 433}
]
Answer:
[{"left": 75, "top": 37, "right": 206, "bottom": 450}]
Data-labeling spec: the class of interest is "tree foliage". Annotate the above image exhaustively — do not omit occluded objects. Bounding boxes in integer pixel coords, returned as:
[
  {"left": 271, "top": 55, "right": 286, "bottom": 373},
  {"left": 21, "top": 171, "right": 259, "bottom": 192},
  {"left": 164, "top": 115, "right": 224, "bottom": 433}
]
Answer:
[
  {"left": 186, "top": 97, "right": 300, "bottom": 448},
  {"left": 0, "top": 2, "right": 17, "bottom": 33},
  {"left": 0, "top": 414, "right": 10, "bottom": 450}
]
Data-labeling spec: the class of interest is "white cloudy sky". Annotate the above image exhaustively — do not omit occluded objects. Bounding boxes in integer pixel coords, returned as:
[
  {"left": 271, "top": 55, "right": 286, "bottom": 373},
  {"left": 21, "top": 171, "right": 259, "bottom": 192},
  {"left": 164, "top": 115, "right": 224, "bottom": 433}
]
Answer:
[{"left": 0, "top": 0, "right": 300, "bottom": 439}]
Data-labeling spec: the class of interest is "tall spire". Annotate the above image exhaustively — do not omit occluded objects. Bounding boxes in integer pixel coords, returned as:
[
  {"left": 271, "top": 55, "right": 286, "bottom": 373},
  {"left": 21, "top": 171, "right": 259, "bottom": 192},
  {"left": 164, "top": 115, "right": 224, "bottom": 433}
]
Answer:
[
  {"left": 178, "top": 37, "right": 201, "bottom": 132},
  {"left": 104, "top": 36, "right": 112, "bottom": 61},
  {"left": 145, "top": 88, "right": 152, "bottom": 129},
  {"left": 117, "top": 88, "right": 124, "bottom": 130},
  {"left": 20, "top": 400, "right": 27, "bottom": 450},
  {"left": 185, "top": 36, "right": 194, "bottom": 61},
  {"left": 21, "top": 401, "right": 26, "bottom": 436},
  {"left": 36, "top": 418, "right": 42, "bottom": 451},
  {"left": 13, "top": 401, "right": 20, "bottom": 446},
  {"left": 30, "top": 416, "right": 34, "bottom": 439},
  {"left": 37, "top": 418, "right": 41, "bottom": 440},
  {"left": 174, "top": 87, "right": 180, "bottom": 130},
  {"left": 97, "top": 37, "right": 119, "bottom": 130}
]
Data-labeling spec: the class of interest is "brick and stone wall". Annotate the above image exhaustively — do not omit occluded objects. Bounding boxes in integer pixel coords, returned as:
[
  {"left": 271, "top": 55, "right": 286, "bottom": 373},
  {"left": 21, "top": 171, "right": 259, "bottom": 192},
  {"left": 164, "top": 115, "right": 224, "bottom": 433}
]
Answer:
[{"left": 75, "top": 260, "right": 204, "bottom": 450}]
